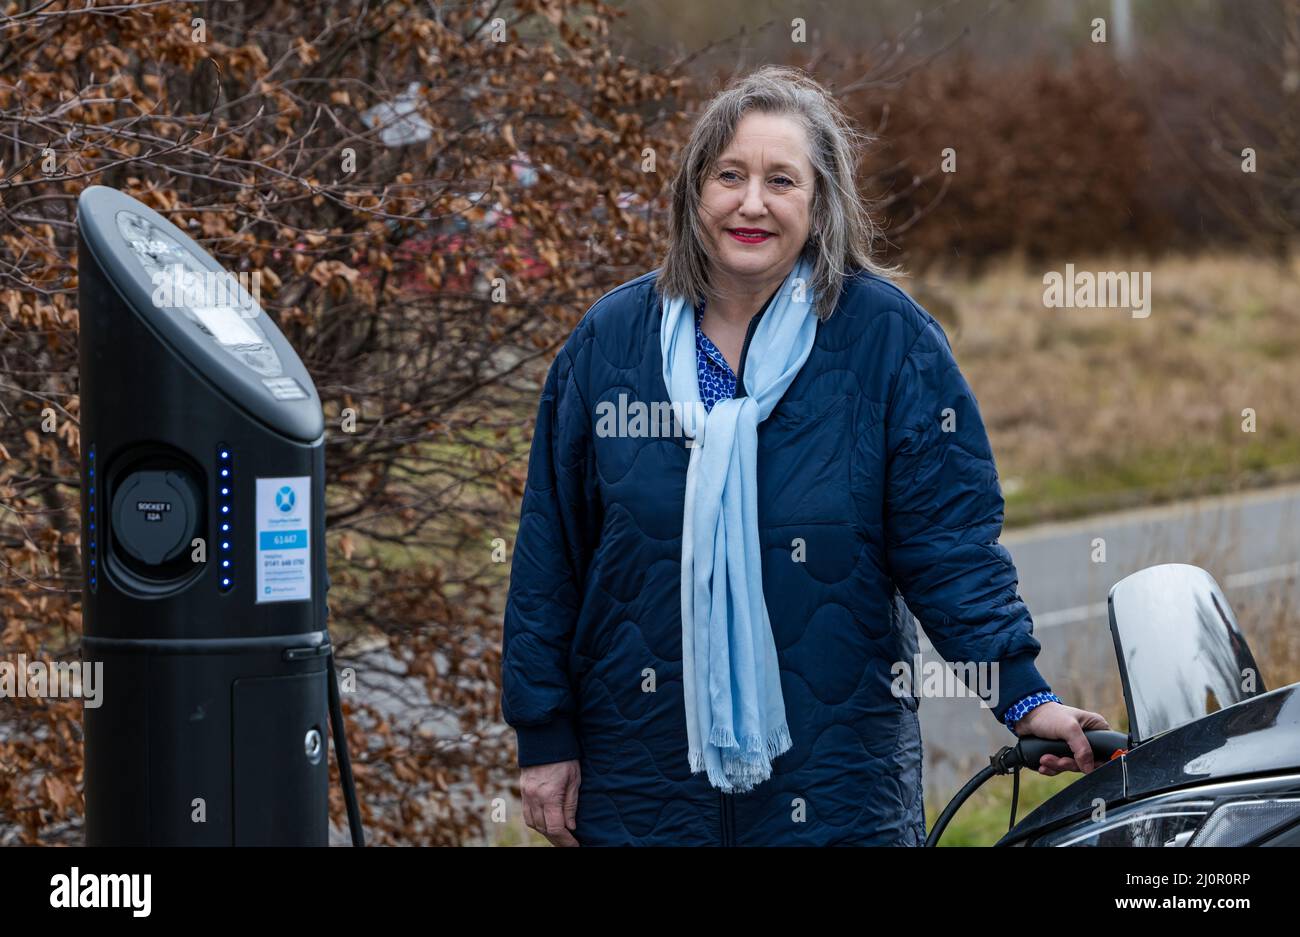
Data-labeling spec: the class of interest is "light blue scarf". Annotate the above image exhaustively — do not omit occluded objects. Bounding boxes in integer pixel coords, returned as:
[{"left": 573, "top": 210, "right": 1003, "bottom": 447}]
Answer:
[{"left": 660, "top": 256, "right": 819, "bottom": 793}]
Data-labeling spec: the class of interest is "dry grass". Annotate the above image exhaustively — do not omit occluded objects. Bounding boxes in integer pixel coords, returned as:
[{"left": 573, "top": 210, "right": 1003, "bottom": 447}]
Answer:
[{"left": 909, "top": 251, "right": 1300, "bottom": 525}]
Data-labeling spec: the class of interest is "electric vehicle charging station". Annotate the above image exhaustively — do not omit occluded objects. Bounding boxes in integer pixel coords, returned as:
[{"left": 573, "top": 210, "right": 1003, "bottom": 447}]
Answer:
[{"left": 77, "top": 185, "right": 362, "bottom": 846}]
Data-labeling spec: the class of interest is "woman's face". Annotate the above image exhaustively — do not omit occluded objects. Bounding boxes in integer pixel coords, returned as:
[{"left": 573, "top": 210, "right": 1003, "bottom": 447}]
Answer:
[{"left": 698, "top": 111, "right": 815, "bottom": 288}]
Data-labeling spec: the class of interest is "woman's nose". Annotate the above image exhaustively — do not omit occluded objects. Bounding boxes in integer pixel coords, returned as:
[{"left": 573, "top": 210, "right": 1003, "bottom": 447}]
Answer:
[{"left": 738, "top": 177, "right": 768, "bottom": 217}]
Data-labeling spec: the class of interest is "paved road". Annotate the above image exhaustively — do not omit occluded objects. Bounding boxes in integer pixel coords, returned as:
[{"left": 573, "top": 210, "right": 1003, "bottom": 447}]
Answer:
[{"left": 916, "top": 483, "right": 1300, "bottom": 798}]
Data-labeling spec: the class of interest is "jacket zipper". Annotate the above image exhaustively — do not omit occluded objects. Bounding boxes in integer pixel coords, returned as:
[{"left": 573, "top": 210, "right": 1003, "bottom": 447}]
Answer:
[
  {"left": 732, "top": 284, "right": 781, "bottom": 399},
  {"left": 719, "top": 790, "right": 735, "bottom": 846}
]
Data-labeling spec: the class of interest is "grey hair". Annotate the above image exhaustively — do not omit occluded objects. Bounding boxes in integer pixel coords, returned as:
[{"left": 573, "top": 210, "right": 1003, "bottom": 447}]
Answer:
[{"left": 657, "top": 65, "right": 895, "bottom": 321}]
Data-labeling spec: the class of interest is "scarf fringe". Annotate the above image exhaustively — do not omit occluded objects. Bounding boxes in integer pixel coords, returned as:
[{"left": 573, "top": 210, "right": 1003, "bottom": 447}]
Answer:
[{"left": 690, "top": 723, "right": 794, "bottom": 793}]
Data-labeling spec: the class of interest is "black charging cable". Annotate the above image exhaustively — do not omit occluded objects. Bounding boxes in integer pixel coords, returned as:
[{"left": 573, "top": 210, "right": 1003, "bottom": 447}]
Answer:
[
  {"left": 327, "top": 649, "right": 365, "bottom": 847},
  {"left": 925, "top": 729, "right": 1129, "bottom": 847}
]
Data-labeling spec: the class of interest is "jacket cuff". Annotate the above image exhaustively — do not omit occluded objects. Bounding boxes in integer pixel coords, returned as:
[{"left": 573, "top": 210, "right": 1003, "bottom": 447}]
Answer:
[
  {"left": 514, "top": 715, "right": 581, "bottom": 767},
  {"left": 990, "top": 652, "right": 1052, "bottom": 725}
]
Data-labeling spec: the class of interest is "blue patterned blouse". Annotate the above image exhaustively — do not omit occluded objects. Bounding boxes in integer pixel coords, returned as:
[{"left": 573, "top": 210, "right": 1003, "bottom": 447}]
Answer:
[{"left": 694, "top": 300, "right": 738, "bottom": 412}]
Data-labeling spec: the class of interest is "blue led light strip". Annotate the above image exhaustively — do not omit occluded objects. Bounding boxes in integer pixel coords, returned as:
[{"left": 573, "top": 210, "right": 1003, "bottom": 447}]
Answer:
[{"left": 217, "top": 444, "right": 234, "bottom": 592}]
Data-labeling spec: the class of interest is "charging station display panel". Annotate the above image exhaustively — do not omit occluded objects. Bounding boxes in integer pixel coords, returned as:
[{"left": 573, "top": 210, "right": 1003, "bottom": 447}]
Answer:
[
  {"left": 77, "top": 186, "right": 324, "bottom": 445},
  {"left": 254, "top": 476, "right": 312, "bottom": 603}
]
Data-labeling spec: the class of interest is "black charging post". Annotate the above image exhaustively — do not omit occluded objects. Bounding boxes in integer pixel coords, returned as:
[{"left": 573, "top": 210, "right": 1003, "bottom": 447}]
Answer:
[{"left": 77, "top": 185, "right": 362, "bottom": 845}]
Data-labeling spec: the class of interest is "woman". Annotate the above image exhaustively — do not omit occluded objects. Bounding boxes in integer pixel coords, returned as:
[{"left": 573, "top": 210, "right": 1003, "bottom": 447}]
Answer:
[{"left": 501, "top": 65, "right": 1108, "bottom": 846}]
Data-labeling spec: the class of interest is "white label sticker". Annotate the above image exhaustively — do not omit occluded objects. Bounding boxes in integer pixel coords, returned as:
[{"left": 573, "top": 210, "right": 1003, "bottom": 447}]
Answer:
[{"left": 255, "top": 476, "right": 311, "bottom": 603}]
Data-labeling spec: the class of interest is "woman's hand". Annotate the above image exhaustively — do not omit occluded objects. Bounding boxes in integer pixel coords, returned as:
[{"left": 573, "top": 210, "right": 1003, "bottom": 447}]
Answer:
[
  {"left": 520, "top": 760, "right": 581, "bottom": 846},
  {"left": 1013, "top": 702, "right": 1111, "bottom": 775}
]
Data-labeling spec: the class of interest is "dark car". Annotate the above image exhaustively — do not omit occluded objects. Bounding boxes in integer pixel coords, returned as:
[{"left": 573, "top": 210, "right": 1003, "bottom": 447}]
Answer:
[{"left": 996, "top": 563, "right": 1300, "bottom": 847}]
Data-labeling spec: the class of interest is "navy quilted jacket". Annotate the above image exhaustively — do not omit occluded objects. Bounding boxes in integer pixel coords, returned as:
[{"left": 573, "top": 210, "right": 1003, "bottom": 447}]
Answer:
[{"left": 501, "top": 268, "right": 1051, "bottom": 845}]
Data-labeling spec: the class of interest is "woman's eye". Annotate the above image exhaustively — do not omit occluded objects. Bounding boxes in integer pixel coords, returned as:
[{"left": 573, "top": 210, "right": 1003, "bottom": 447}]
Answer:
[{"left": 716, "top": 169, "right": 794, "bottom": 187}]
